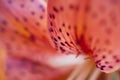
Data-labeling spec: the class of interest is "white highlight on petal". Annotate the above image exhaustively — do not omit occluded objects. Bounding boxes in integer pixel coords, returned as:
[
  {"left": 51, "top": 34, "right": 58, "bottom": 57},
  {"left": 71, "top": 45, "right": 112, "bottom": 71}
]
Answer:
[{"left": 48, "top": 54, "right": 86, "bottom": 67}]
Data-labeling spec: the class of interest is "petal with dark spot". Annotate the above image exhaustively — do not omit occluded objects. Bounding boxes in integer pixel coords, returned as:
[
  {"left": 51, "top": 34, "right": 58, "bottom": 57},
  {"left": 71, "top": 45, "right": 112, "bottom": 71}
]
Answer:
[{"left": 81, "top": 0, "right": 120, "bottom": 73}]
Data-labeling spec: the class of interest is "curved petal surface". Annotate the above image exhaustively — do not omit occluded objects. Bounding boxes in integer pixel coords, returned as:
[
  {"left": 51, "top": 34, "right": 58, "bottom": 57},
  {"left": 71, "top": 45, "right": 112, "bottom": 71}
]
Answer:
[
  {"left": 47, "top": 0, "right": 88, "bottom": 55},
  {"left": 82, "top": 0, "right": 120, "bottom": 73},
  {"left": 0, "top": 0, "right": 52, "bottom": 46}
]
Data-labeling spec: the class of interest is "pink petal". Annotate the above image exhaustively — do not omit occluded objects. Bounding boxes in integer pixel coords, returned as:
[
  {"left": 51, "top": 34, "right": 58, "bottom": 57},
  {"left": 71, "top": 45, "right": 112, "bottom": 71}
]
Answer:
[
  {"left": 0, "top": 0, "right": 52, "bottom": 45},
  {"left": 0, "top": 0, "right": 57, "bottom": 60},
  {"left": 47, "top": 0, "right": 120, "bottom": 73},
  {"left": 47, "top": 0, "right": 86, "bottom": 55},
  {"left": 0, "top": 16, "right": 55, "bottom": 62},
  {"left": 5, "top": 55, "right": 73, "bottom": 80},
  {"left": 0, "top": 47, "right": 6, "bottom": 80},
  {"left": 82, "top": 0, "right": 120, "bottom": 73}
]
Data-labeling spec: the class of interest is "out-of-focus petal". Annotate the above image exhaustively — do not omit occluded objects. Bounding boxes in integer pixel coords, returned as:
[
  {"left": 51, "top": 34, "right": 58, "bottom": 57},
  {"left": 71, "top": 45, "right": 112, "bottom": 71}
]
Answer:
[
  {"left": 0, "top": 0, "right": 52, "bottom": 46},
  {"left": 47, "top": 0, "right": 87, "bottom": 55},
  {"left": 5, "top": 55, "right": 73, "bottom": 80},
  {"left": 0, "top": 1, "right": 76, "bottom": 79},
  {"left": 80, "top": 0, "right": 120, "bottom": 73},
  {"left": 0, "top": 0, "right": 58, "bottom": 61},
  {"left": 0, "top": 13, "right": 58, "bottom": 64},
  {"left": 0, "top": 46, "right": 6, "bottom": 80}
]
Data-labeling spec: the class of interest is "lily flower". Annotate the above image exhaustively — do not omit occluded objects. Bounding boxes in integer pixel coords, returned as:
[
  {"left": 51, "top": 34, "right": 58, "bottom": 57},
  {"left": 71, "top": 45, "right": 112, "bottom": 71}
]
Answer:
[
  {"left": 47, "top": 0, "right": 120, "bottom": 73},
  {"left": 0, "top": 0, "right": 120, "bottom": 80}
]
